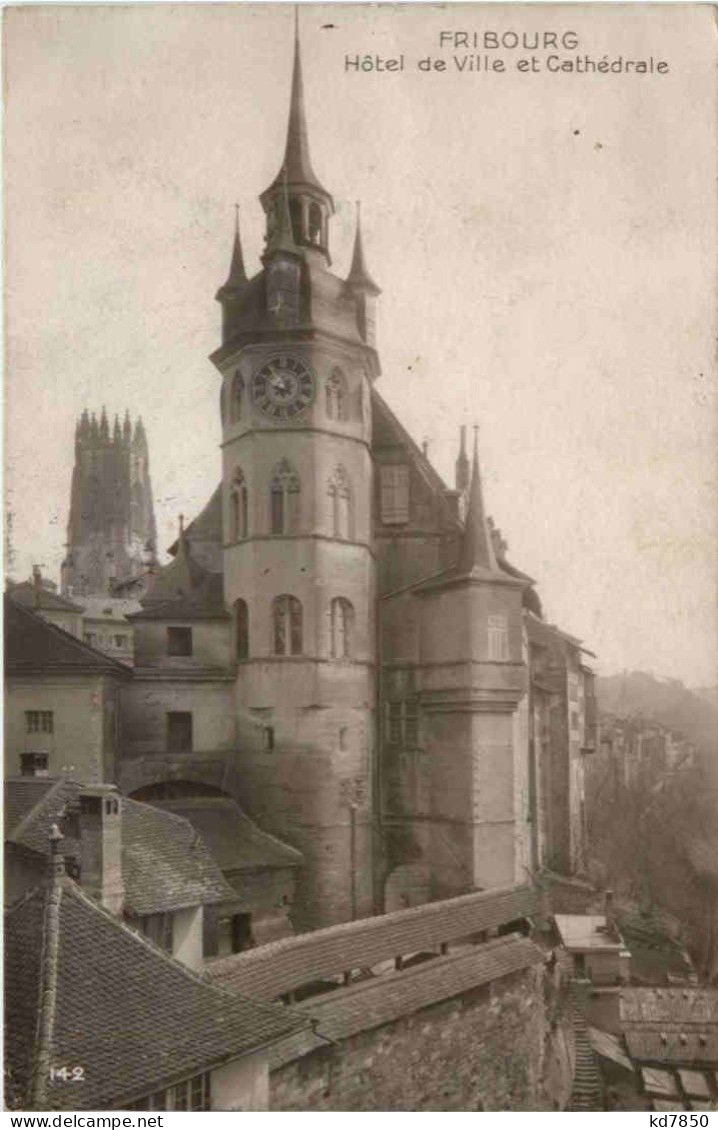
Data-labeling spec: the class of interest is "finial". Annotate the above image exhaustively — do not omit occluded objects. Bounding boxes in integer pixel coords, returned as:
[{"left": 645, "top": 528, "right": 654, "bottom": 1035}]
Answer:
[{"left": 179, "top": 513, "right": 185, "bottom": 537}]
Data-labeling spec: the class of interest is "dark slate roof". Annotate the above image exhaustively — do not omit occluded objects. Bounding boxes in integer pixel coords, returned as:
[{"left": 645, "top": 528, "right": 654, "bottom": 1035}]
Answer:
[
  {"left": 129, "top": 572, "right": 228, "bottom": 622},
  {"left": 168, "top": 485, "right": 223, "bottom": 556},
  {"left": 5, "top": 778, "right": 234, "bottom": 914},
  {"left": 267, "top": 935, "right": 544, "bottom": 1070},
  {"left": 7, "top": 582, "right": 84, "bottom": 613},
  {"left": 149, "top": 796, "right": 302, "bottom": 872},
  {"left": 5, "top": 878, "right": 309, "bottom": 1110},
  {"left": 621, "top": 989, "right": 718, "bottom": 1066},
  {"left": 4, "top": 597, "right": 131, "bottom": 677},
  {"left": 208, "top": 883, "right": 538, "bottom": 1001}
]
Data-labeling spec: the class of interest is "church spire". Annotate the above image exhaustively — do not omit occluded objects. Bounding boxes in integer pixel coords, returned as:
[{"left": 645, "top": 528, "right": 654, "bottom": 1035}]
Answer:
[
  {"left": 345, "top": 203, "right": 381, "bottom": 295},
  {"left": 455, "top": 425, "right": 470, "bottom": 494},
  {"left": 259, "top": 12, "right": 333, "bottom": 260},
  {"left": 457, "top": 427, "right": 498, "bottom": 575},
  {"left": 224, "top": 205, "right": 247, "bottom": 289}
]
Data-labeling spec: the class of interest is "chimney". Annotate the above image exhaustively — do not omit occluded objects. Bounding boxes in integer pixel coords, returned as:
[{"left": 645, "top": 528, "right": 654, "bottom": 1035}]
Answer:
[
  {"left": 20, "top": 751, "right": 49, "bottom": 778},
  {"left": 78, "top": 785, "right": 124, "bottom": 915}
]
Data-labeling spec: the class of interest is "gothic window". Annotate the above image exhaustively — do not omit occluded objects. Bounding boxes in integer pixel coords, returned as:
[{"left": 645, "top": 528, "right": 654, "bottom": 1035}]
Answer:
[
  {"left": 330, "top": 597, "right": 354, "bottom": 659},
  {"left": 272, "top": 594, "right": 303, "bottom": 656},
  {"left": 230, "top": 371, "right": 244, "bottom": 423},
  {"left": 380, "top": 464, "right": 410, "bottom": 524},
  {"left": 328, "top": 465, "right": 351, "bottom": 539},
  {"left": 270, "top": 459, "right": 300, "bottom": 535},
  {"left": 325, "top": 369, "right": 347, "bottom": 421},
  {"left": 487, "top": 614, "right": 510, "bottom": 661},
  {"left": 230, "top": 468, "right": 249, "bottom": 541},
  {"left": 384, "top": 699, "right": 420, "bottom": 747},
  {"left": 308, "top": 202, "right": 322, "bottom": 245},
  {"left": 234, "top": 597, "right": 249, "bottom": 660},
  {"left": 289, "top": 198, "right": 303, "bottom": 243}
]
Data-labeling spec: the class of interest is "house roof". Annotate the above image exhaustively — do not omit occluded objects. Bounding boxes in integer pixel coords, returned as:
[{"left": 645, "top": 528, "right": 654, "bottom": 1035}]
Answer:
[
  {"left": 208, "top": 882, "right": 538, "bottom": 1001},
  {"left": 132, "top": 534, "right": 228, "bottom": 621},
  {"left": 149, "top": 795, "right": 302, "bottom": 872},
  {"left": 4, "top": 596, "right": 132, "bottom": 678},
  {"left": 5, "top": 778, "right": 234, "bottom": 915},
  {"left": 5, "top": 876, "right": 309, "bottom": 1110},
  {"left": 168, "top": 485, "right": 223, "bottom": 557},
  {"left": 266, "top": 934, "right": 544, "bottom": 1070},
  {"left": 554, "top": 914, "right": 625, "bottom": 952},
  {"left": 7, "top": 582, "right": 84, "bottom": 614},
  {"left": 620, "top": 988, "right": 718, "bottom": 1067}
]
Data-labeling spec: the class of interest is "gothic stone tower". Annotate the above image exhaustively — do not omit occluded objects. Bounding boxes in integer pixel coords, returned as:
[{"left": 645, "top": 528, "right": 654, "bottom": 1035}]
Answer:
[
  {"left": 61, "top": 409, "right": 157, "bottom": 596},
  {"left": 211, "top": 25, "right": 380, "bottom": 930}
]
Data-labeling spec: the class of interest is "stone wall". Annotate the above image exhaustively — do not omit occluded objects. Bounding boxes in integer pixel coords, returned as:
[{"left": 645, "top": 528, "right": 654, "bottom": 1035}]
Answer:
[{"left": 270, "top": 967, "right": 546, "bottom": 1111}]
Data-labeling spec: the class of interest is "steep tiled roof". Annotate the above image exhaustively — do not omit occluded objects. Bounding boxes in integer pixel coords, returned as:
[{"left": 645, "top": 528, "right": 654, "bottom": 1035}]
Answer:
[
  {"left": 130, "top": 572, "right": 228, "bottom": 621},
  {"left": 621, "top": 988, "right": 718, "bottom": 1066},
  {"left": 4, "top": 597, "right": 131, "bottom": 677},
  {"left": 5, "top": 779, "right": 233, "bottom": 914},
  {"left": 5, "top": 878, "right": 309, "bottom": 1110},
  {"left": 150, "top": 796, "right": 302, "bottom": 872},
  {"left": 7, "top": 582, "right": 83, "bottom": 613},
  {"left": 167, "top": 486, "right": 223, "bottom": 556},
  {"left": 208, "top": 883, "right": 538, "bottom": 1000},
  {"left": 267, "top": 935, "right": 544, "bottom": 1070}
]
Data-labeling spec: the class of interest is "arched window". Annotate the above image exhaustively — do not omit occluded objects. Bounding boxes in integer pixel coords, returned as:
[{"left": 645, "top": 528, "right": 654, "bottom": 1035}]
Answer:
[
  {"left": 325, "top": 369, "right": 347, "bottom": 421},
  {"left": 270, "top": 459, "right": 300, "bottom": 535},
  {"left": 328, "top": 465, "right": 351, "bottom": 540},
  {"left": 234, "top": 598, "right": 249, "bottom": 660},
  {"left": 273, "top": 595, "right": 302, "bottom": 656},
  {"left": 289, "top": 198, "right": 303, "bottom": 243},
  {"left": 230, "top": 469, "right": 248, "bottom": 541},
  {"left": 230, "top": 371, "right": 244, "bottom": 423},
  {"left": 330, "top": 597, "right": 354, "bottom": 659},
  {"left": 308, "top": 202, "right": 322, "bottom": 245}
]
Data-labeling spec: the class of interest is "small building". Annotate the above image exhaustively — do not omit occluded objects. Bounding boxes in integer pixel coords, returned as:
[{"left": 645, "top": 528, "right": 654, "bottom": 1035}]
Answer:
[
  {"left": 5, "top": 836, "right": 309, "bottom": 1111},
  {"left": 78, "top": 594, "right": 140, "bottom": 666},
  {"left": 554, "top": 912, "right": 631, "bottom": 986},
  {"left": 4, "top": 772, "right": 234, "bottom": 971},
  {"left": 7, "top": 569, "right": 84, "bottom": 638},
  {"left": 4, "top": 595, "right": 131, "bottom": 782}
]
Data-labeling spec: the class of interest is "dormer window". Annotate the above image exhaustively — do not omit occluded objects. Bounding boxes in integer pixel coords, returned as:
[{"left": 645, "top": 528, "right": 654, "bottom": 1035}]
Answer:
[{"left": 167, "top": 626, "right": 192, "bottom": 657}]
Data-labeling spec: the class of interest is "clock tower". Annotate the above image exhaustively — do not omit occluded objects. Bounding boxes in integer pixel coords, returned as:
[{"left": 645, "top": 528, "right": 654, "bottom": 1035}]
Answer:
[{"left": 210, "top": 20, "right": 379, "bottom": 929}]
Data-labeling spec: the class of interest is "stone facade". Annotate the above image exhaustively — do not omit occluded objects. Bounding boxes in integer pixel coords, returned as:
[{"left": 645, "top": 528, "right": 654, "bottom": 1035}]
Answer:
[{"left": 270, "top": 968, "right": 545, "bottom": 1111}]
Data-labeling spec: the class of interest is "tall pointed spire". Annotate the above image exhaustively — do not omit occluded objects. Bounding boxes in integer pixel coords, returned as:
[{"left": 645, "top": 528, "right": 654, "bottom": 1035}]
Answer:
[
  {"left": 455, "top": 425, "right": 470, "bottom": 494},
  {"left": 457, "top": 427, "right": 498, "bottom": 575},
  {"left": 225, "top": 205, "right": 247, "bottom": 288},
  {"left": 346, "top": 202, "right": 381, "bottom": 295},
  {"left": 277, "top": 9, "right": 328, "bottom": 196},
  {"left": 99, "top": 406, "right": 110, "bottom": 443}
]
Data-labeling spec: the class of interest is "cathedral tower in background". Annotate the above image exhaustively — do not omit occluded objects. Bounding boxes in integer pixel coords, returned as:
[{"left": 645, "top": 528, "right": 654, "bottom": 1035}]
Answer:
[{"left": 61, "top": 409, "right": 157, "bottom": 596}]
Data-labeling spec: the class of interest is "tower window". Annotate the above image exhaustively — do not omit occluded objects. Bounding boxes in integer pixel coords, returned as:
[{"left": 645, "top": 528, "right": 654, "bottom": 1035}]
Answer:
[
  {"left": 487, "top": 615, "right": 510, "bottom": 661},
  {"left": 230, "top": 468, "right": 249, "bottom": 541},
  {"left": 385, "top": 699, "right": 420, "bottom": 748},
  {"left": 325, "top": 369, "right": 347, "bottom": 421},
  {"left": 328, "top": 465, "right": 351, "bottom": 539},
  {"left": 308, "top": 202, "right": 322, "bottom": 245},
  {"left": 230, "top": 371, "right": 244, "bottom": 423},
  {"left": 273, "top": 594, "right": 302, "bottom": 656},
  {"left": 167, "top": 626, "right": 193, "bottom": 657},
  {"left": 167, "top": 712, "right": 192, "bottom": 753},
  {"left": 270, "top": 459, "right": 300, "bottom": 535},
  {"left": 289, "top": 198, "right": 303, "bottom": 243},
  {"left": 380, "top": 464, "right": 410, "bottom": 525},
  {"left": 330, "top": 597, "right": 354, "bottom": 659},
  {"left": 234, "top": 598, "right": 249, "bottom": 660}
]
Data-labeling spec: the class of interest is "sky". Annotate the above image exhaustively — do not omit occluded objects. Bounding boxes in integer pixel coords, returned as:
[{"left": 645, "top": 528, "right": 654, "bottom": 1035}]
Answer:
[{"left": 4, "top": 3, "right": 717, "bottom": 686}]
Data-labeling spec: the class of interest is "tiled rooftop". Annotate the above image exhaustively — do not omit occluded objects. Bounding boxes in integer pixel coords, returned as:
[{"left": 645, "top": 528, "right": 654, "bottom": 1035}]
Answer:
[
  {"left": 5, "top": 878, "right": 308, "bottom": 1110},
  {"left": 208, "top": 883, "right": 538, "bottom": 1000}
]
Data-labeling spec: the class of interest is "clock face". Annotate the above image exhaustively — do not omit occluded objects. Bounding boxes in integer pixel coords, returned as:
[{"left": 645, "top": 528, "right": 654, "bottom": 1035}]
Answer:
[{"left": 251, "top": 354, "right": 315, "bottom": 421}]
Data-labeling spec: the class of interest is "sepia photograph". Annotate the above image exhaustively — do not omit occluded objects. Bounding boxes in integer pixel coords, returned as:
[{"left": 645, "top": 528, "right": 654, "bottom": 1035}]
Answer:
[{"left": 3, "top": 1, "right": 717, "bottom": 1115}]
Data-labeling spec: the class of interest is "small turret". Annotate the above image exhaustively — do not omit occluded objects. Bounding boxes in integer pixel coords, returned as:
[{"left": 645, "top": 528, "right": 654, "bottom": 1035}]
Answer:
[
  {"left": 133, "top": 417, "right": 147, "bottom": 451},
  {"left": 99, "top": 407, "right": 110, "bottom": 444},
  {"left": 346, "top": 203, "right": 380, "bottom": 347},
  {"left": 112, "top": 414, "right": 122, "bottom": 445},
  {"left": 122, "top": 410, "right": 132, "bottom": 446},
  {"left": 457, "top": 427, "right": 498, "bottom": 576},
  {"left": 259, "top": 11, "right": 334, "bottom": 262},
  {"left": 89, "top": 413, "right": 99, "bottom": 445}
]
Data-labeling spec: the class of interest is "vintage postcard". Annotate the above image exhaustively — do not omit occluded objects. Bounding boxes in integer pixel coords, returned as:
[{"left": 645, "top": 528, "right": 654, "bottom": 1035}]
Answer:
[{"left": 3, "top": 2, "right": 717, "bottom": 1115}]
